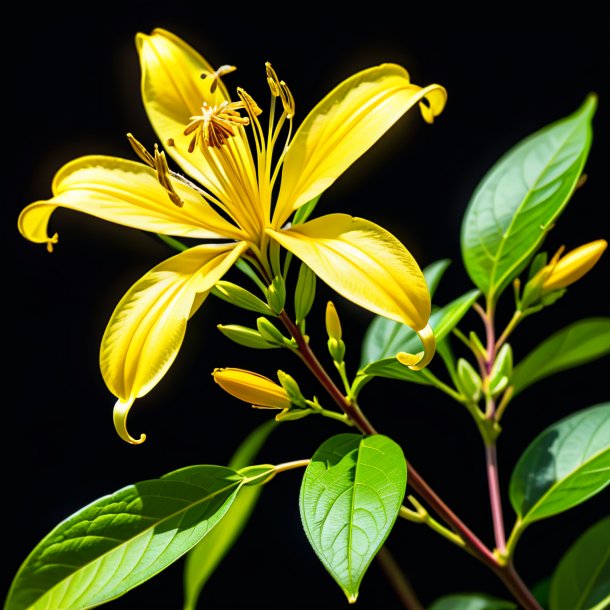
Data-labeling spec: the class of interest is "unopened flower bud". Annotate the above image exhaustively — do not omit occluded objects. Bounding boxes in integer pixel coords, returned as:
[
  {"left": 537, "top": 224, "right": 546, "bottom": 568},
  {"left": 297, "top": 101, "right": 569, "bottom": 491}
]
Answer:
[
  {"left": 325, "top": 301, "right": 342, "bottom": 341},
  {"left": 541, "top": 240, "right": 607, "bottom": 292},
  {"left": 212, "top": 368, "right": 292, "bottom": 410}
]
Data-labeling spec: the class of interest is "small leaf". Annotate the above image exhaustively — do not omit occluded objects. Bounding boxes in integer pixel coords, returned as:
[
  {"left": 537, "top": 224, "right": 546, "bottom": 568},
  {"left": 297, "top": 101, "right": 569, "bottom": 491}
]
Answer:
[
  {"left": 422, "top": 258, "right": 452, "bottom": 298},
  {"left": 461, "top": 95, "right": 596, "bottom": 303},
  {"left": 549, "top": 516, "right": 610, "bottom": 610},
  {"left": 183, "top": 421, "right": 277, "bottom": 610},
  {"left": 217, "top": 324, "right": 278, "bottom": 349},
  {"left": 360, "top": 289, "right": 479, "bottom": 379},
  {"left": 510, "top": 318, "right": 610, "bottom": 395},
  {"left": 300, "top": 433, "right": 406, "bottom": 602},
  {"left": 510, "top": 402, "right": 610, "bottom": 527},
  {"left": 428, "top": 593, "right": 517, "bottom": 610},
  {"left": 5, "top": 466, "right": 245, "bottom": 610}
]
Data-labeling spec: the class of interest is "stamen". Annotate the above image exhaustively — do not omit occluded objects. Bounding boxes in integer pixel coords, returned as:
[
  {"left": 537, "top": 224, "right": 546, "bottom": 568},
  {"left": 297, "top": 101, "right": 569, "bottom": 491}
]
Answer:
[
  {"left": 127, "top": 132, "right": 155, "bottom": 168},
  {"left": 184, "top": 101, "right": 250, "bottom": 150},
  {"left": 46, "top": 233, "right": 59, "bottom": 253},
  {"left": 237, "top": 88, "right": 263, "bottom": 116},
  {"left": 154, "top": 144, "right": 184, "bottom": 207},
  {"left": 266, "top": 62, "right": 281, "bottom": 97},
  {"left": 201, "top": 64, "right": 237, "bottom": 94},
  {"left": 279, "top": 80, "right": 295, "bottom": 118}
]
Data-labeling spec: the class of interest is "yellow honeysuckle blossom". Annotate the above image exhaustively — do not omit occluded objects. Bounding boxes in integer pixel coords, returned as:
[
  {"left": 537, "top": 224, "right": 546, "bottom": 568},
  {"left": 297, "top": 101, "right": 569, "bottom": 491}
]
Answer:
[
  {"left": 213, "top": 368, "right": 292, "bottom": 410},
  {"left": 18, "top": 28, "right": 447, "bottom": 444}
]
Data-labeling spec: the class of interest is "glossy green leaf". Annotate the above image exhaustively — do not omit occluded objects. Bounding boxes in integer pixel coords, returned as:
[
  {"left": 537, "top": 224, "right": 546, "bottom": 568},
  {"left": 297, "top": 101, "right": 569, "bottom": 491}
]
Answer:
[
  {"left": 510, "top": 318, "right": 610, "bottom": 395},
  {"left": 5, "top": 466, "right": 244, "bottom": 610},
  {"left": 428, "top": 593, "right": 517, "bottom": 610},
  {"left": 510, "top": 403, "right": 610, "bottom": 526},
  {"left": 183, "top": 421, "right": 277, "bottom": 610},
  {"left": 549, "top": 516, "right": 610, "bottom": 610},
  {"left": 300, "top": 434, "right": 406, "bottom": 602},
  {"left": 360, "top": 289, "right": 479, "bottom": 382},
  {"left": 461, "top": 95, "right": 596, "bottom": 303}
]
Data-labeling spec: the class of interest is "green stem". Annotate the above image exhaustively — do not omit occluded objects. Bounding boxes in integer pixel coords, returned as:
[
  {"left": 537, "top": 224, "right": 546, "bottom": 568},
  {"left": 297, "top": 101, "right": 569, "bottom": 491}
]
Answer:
[
  {"left": 495, "top": 310, "right": 523, "bottom": 352},
  {"left": 274, "top": 459, "right": 311, "bottom": 474},
  {"left": 400, "top": 499, "right": 466, "bottom": 549}
]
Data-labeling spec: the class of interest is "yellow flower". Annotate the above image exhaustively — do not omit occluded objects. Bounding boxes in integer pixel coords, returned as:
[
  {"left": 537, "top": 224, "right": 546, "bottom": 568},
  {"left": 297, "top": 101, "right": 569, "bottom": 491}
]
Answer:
[
  {"left": 212, "top": 368, "right": 292, "bottom": 410},
  {"left": 18, "top": 28, "right": 447, "bottom": 443},
  {"left": 541, "top": 240, "right": 607, "bottom": 292}
]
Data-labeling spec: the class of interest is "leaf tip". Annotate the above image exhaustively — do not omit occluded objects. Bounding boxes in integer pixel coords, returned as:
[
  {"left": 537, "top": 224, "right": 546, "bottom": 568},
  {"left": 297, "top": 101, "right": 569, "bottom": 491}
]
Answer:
[{"left": 581, "top": 92, "right": 598, "bottom": 118}]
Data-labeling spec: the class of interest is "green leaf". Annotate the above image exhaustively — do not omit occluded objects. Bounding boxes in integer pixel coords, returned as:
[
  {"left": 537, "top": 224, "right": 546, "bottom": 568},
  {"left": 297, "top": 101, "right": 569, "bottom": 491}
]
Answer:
[
  {"left": 422, "top": 258, "right": 452, "bottom": 298},
  {"left": 549, "top": 516, "right": 610, "bottom": 610},
  {"left": 510, "top": 318, "right": 610, "bottom": 395},
  {"left": 5, "top": 466, "right": 244, "bottom": 610},
  {"left": 461, "top": 95, "right": 596, "bottom": 303},
  {"left": 300, "top": 433, "right": 406, "bottom": 602},
  {"left": 510, "top": 403, "right": 610, "bottom": 527},
  {"left": 183, "top": 421, "right": 277, "bottom": 610},
  {"left": 360, "top": 289, "right": 479, "bottom": 380},
  {"left": 428, "top": 593, "right": 517, "bottom": 610}
]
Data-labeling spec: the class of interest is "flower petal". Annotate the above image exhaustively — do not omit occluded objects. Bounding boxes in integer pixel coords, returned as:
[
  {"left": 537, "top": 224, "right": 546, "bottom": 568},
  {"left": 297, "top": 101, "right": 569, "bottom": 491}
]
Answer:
[
  {"left": 274, "top": 65, "right": 446, "bottom": 225},
  {"left": 102, "top": 242, "right": 248, "bottom": 444},
  {"left": 18, "top": 156, "right": 244, "bottom": 250},
  {"left": 137, "top": 29, "right": 252, "bottom": 199},
  {"left": 268, "top": 213, "right": 431, "bottom": 329}
]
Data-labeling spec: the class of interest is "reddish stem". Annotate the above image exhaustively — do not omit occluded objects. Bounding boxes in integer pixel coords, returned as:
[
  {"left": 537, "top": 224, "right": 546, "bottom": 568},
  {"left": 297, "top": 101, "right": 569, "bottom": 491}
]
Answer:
[
  {"left": 485, "top": 442, "right": 507, "bottom": 553},
  {"left": 278, "top": 311, "right": 542, "bottom": 610}
]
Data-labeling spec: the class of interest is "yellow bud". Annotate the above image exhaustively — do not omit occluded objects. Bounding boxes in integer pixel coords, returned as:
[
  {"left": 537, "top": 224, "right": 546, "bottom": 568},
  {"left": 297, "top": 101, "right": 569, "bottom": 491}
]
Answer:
[
  {"left": 541, "top": 239, "right": 607, "bottom": 292},
  {"left": 325, "top": 301, "right": 342, "bottom": 341},
  {"left": 212, "top": 368, "right": 292, "bottom": 410}
]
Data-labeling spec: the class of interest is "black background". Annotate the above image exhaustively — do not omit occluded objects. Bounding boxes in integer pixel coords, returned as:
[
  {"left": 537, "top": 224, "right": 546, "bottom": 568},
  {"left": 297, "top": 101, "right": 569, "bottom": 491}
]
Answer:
[{"left": 4, "top": 3, "right": 610, "bottom": 609}]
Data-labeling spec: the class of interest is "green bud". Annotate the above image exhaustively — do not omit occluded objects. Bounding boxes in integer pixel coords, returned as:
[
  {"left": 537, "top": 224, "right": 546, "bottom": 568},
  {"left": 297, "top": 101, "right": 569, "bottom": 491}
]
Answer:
[
  {"left": 489, "top": 375, "right": 509, "bottom": 397},
  {"left": 491, "top": 344, "right": 513, "bottom": 381},
  {"left": 256, "top": 317, "right": 288, "bottom": 346},
  {"left": 212, "top": 282, "right": 273, "bottom": 315},
  {"left": 294, "top": 263, "right": 316, "bottom": 324},
  {"left": 267, "top": 276, "right": 286, "bottom": 315},
  {"left": 217, "top": 324, "right": 278, "bottom": 349},
  {"left": 527, "top": 251, "right": 548, "bottom": 281},
  {"left": 327, "top": 338, "right": 346, "bottom": 363},
  {"left": 277, "top": 370, "right": 307, "bottom": 407},
  {"left": 456, "top": 358, "right": 482, "bottom": 403}
]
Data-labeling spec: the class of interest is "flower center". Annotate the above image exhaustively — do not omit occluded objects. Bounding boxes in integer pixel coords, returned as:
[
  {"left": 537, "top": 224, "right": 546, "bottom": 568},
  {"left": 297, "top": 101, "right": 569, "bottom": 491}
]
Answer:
[{"left": 184, "top": 101, "right": 250, "bottom": 150}]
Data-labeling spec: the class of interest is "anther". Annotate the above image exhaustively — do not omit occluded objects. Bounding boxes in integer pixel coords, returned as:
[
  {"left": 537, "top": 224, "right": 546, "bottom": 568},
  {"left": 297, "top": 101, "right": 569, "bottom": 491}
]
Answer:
[
  {"left": 154, "top": 144, "right": 184, "bottom": 207},
  {"left": 279, "top": 80, "right": 295, "bottom": 118},
  {"left": 184, "top": 101, "right": 250, "bottom": 150},
  {"left": 201, "top": 64, "right": 237, "bottom": 94},
  {"left": 127, "top": 133, "right": 155, "bottom": 168},
  {"left": 46, "top": 233, "right": 59, "bottom": 253},
  {"left": 266, "top": 62, "right": 281, "bottom": 97},
  {"left": 237, "top": 87, "right": 263, "bottom": 116}
]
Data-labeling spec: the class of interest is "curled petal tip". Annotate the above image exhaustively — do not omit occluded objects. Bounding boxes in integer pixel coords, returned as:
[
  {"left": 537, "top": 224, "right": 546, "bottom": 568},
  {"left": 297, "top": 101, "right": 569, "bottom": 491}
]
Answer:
[
  {"left": 113, "top": 398, "right": 147, "bottom": 445},
  {"left": 396, "top": 324, "right": 436, "bottom": 371}
]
